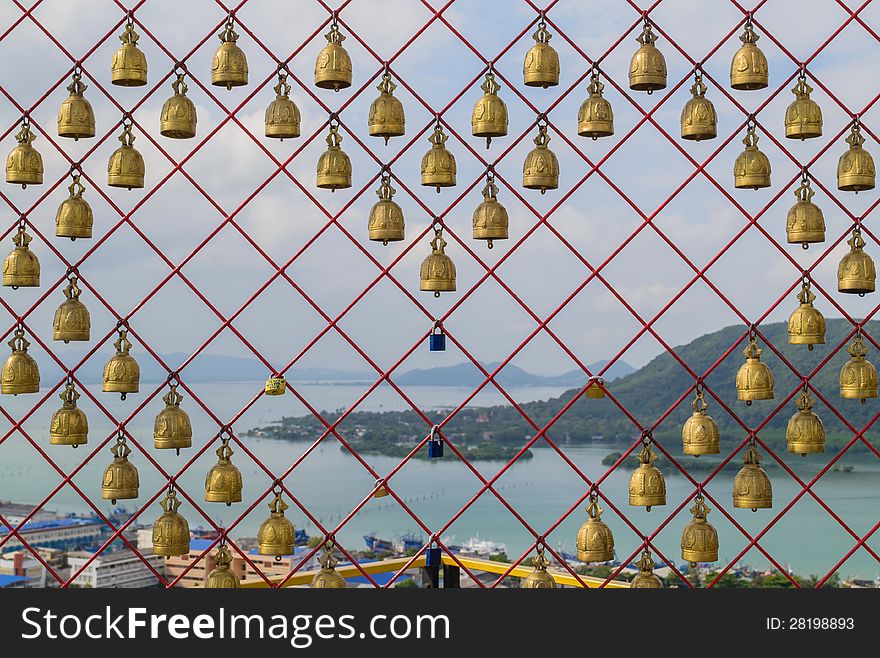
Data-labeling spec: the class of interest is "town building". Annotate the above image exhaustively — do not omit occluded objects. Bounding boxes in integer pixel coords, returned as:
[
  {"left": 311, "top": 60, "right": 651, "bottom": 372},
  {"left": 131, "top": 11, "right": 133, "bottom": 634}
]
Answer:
[{"left": 67, "top": 549, "right": 164, "bottom": 588}]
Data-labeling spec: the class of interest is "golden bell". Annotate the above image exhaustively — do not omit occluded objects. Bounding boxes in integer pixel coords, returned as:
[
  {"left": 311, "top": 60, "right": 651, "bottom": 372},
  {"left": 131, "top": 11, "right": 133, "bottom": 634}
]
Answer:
[
  {"left": 733, "top": 444, "right": 772, "bottom": 510},
  {"left": 311, "top": 540, "right": 346, "bottom": 589},
  {"left": 838, "top": 122, "right": 875, "bottom": 192},
  {"left": 53, "top": 276, "right": 90, "bottom": 343},
  {"left": 786, "top": 176, "right": 824, "bottom": 247},
  {"left": 736, "top": 336, "right": 774, "bottom": 405},
  {"left": 56, "top": 174, "right": 93, "bottom": 240},
  {"left": 629, "top": 441, "right": 666, "bottom": 510},
  {"left": 107, "top": 121, "right": 144, "bottom": 189},
  {"left": 421, "top": 123, "right": 456, "bottom": 192},
  {"left": 154, "top": 383, "right": 192, "bottom": 453},
  {"left": 111, "top": 19, "right": 147, "bottom": 86},
  {"left": 521, "top": 545, "right": 556, "bottom": 588},
  {"left": 575, "top": 496, "right": 614, "bottom": 562},
  {"left": 472, "top": 71, "right": 508, "bottom": 148},
  {"left": 102, "top": 329, "right": 140, "bottom": 399},
  {"left": 2, "top": 328, "right": 40, "bottom": 395},
  {"left": 152, "top": 487, "right": 190, "bottom": 557},
  {"left": 578, "top": 73, "right": 614, "bottom": 139},
  {"left": 730, "top": 20, "right": 768, "bottom": 90},
  {"left": 368, "top": 72, "right": 405, "bottom": 145},
  {"left": 6, "top": 120, "right": 43, "bottom": 188},
  {"left": 57, "top": 71, "right": 95, "bottom": 140},
  {"left": 204, "top": 435, "right": 243, "bottom": 506},
  {"left": 316, "top": 123, "right": 352, "bottom": 191},
  {"left": 680, "top": 72, "right": 716, "bottom": 141},
  {"left": 838, "top": 227, "right": 876, "bottom": 295},
  {"left": 523, "top": 124, "right": 559, "bottom": 194},
  {"left": 3, "top": 225, "right": 40, "bottom": 289},
  {"left": 419, "top": 227, "right": 456, "bottom": 297},
  {"left": 314, "top": 20, "right": 352, "bottom": 91},
  {"left": 211, "top": 16, "right": 248, "bottom": 89},
  {"left": 265, "top": 72, "right": 300, "bottom": 140},
  {"left": 787, "top": 386, "right": 825, "bottom": 456},
  {"left": 368, "top": 173, "right": 404, "bottom": 245},
  {"left": 523, "top": 20, "right": 559, "bottom": 88},
  {"left": 787, "top": 280, "right": 825, "bottom": 350},
  {"left": 681, "top": 387, "right": 720, "bottom": 456},
  {"left": 840, "top": 333, "right": 878, "bottom": 403},
  {"left": 681, "top": 495, "right": 718, "bottom": 566},
  {"left": 785, "top": 75, "right": 822, "bottom": 140},
  {"left": 630, "top": 549, "right": 664, "bottom": 588},
  {"left": 264, "top": 377, "right": 286, "bottom": 395},
  {"left": 629, "top": 21, "right": 666, "bottom": 93},
  {"left": 258, "top": 490, "right": 295, "bottom": 557},
  {"left": 473, "top": 174, "right": 509, "bottom": 249},
  {"left": 160, "top": 73, "right": 197, "bottom": 139},
  {"left": 49, "top": 381, "right": 88, "bottom": 448},
  {"left": 205, "top": 543, "right": 240, "bottom": 588},
  {"left": 734, "top": 124, "right": 771, "bottom": 189},
  {"left": 101, "top": 432, "right": 139, "bottom": 503}
]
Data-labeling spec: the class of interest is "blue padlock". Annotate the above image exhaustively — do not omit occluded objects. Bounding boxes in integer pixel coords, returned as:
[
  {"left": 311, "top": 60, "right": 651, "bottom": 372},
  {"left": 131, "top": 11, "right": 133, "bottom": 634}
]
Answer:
[
  {"left": 427, "top": 426, "right": 444, "bottom": 459},
  {"left": 425, "top": 546, "right": 441, "bottom": 566},
  {"left": 429, "top": 322, "right": 446, "bottom": 352}
]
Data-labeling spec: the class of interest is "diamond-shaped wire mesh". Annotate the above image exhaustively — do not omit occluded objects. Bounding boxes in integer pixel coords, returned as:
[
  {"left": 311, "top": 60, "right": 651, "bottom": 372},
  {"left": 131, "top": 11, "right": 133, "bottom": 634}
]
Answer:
[{"left": 1, "top": 0, "right": 880, "bottom": 588}]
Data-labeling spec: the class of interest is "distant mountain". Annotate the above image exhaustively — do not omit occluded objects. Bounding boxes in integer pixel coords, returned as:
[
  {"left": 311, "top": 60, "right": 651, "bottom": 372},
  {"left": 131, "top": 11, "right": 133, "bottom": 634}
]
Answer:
[{"left": 394, "top": 360, "right": 634, "bottom": 387}]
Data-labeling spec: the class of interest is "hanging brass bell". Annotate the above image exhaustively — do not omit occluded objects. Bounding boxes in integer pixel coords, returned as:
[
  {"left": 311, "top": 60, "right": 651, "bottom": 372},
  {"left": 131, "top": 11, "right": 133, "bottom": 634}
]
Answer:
[
  {"left": 575, "top": 495, "right": 614, "bottom": 562},
  {"left": 736, "top": 335, "right": 774, "bottom": 405},
  {"left": 734, "top": 124, "right": 771, "bottom": 189},
  {"left": 472, "top": 71, "right": 508, "bottom": 148},
  {"left": 102, "top": 329, "right": 140, "bottom": 399},
  {"left": 56, "top": 174, "right": 93, "bottom": 240},
  {"left": 152, "top": 487, "right": 190, "bottom": 557},
  {"left": 205, "top": 435, "right": 243, "bottom": 506},
  {"left": 681, "top": 495, "right": 718, "bottom": 567},
  {"left": 57, "top": 70, "right": 95, "bottom": 140},
  {"left": 577, "top": 72, "right": 614, "bottom": 139},
  {"left": 314, "top": 19, "right": 352, "bottom": 91},
  {"left": 787, "top": 280, "right": 825, "bottom": 350},
  {"left": 786, "top": 176, "right": 824, "bottom": 247},
  {"left": 154, "top": 383, "right": 192, "bottom": 453},
  {"left": 421, "top": 123, "right": 456, "bottom": 192},
  {"left": 521, "top": 545, "right": 556, "bottom": 588},
  {"left": 6, "top": 120, "right": 43, "bottom": 188},
  {"left": 53, "top": 276, "right": 90, "bottom": 343},
  {"left": 368, "top": 172, "right": 404, "bottom": 245},
  {"left": 733, "top": 444, "right": 772, "bottom": 511},
  {"left": 473, "top": 173, "right": 509, "bottom": 249},
  {"left": 838, "top": 122, "right": 875, "bottom": 192},
  {"left": 2, "top": 328, "right": 40, "bottom": 395},
  {"left": 629, "top": 441, "right": 666, "bottom": 510},
  {"left": 311, "top": 540, "right": 346, "bottom": 588},
  {"left": 787, "top": 386, "right": 825, "bottom": 456},
  {"left": 49, "top": 381, "right": 88, "bottom": 448},
  {"left": 368, "top": 71, "right": 405, "bottom": 145},
  {"left": 630, "top": 549, "right": 664, "bottom": 588},
  {"left": 3, "top": 225, "right": 40, "bottom": 289},
  {"left": 680, "top": 72, "right": 716, "bottom": 141},
  {"left": 730, "top": 20, "right": 768, "bottom": 90},
  {"left": 838, "top": 227, "right": 876, "bottom": 295},
  {"left": 681, "top": 387, "right": 720, "bottom": 456},
  {"left": 316, "top": 122, "right": 352, "bottom": 191},
  {"left": 205, "top": 543, "right": 240, "bottom": 588},
  {"left": 107, "top": 121, "right": 144, "bottom": 189},
  {"left": 101, "top": 432, "right": 139, "bottom": 503},
  {"left": 111, "top": 19, "right": 147, "bottom": 86},
  {"left": 258, "top": 489, "right": 296, "bottom": 557},
  {"left": 160, "top": 73, "right": 197, "bottom": 139},
  {"left": 523, "top": 20, "right": 559, "bottom": 88},
  {"left": 629, "top": 21, "right": 666, "bottom": 93},
  {"left": 265, "top": 72, "right": 300, "bottom": 140},
  {"left": 785, "top": 75, "right": 822, "bottom": 140},
  {"left": 523, "top": 123, "right": 559, "bottom": 194},
  {"left": 419, "top": 227, "right": 456, "bottom": 297},
  {"left": 840, "top": 333, "right": 878, "bottom": 403},
  {"left": 211, "top": 16, "right": 248, "bottom": 89}
]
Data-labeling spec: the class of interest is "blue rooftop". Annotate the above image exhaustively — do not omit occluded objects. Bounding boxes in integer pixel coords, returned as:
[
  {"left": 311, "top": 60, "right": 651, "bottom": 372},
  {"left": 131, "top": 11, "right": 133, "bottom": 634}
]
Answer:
[
  {"left": 0, "top": 574, "right": 29, "bottom": 587},
  {"left": 17, "top": 517, "right": 104, "bottom": 532},
  {"left": 189, "top": 539, "right": 215, "bottom": 552}
]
